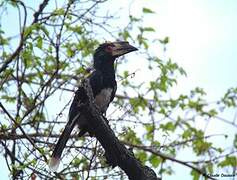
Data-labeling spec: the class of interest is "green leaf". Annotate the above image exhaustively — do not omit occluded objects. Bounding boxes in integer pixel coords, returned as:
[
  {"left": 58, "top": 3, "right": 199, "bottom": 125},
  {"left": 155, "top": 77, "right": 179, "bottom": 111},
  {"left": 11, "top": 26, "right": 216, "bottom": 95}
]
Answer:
[
  {"left": 150, "top": 81, "right": 159, "bottom": 90},
  {"left": 1, "top": 124, "right": 8, "bottom": 130},
  {"left": 0, "top": 34, "right": 9, "bottom": 45},
  {"left": 36, "top": 36, "right": 43, "bottom": 49},
  {"left": 1, "top": 95, "right": 16, "bottom": 103},
  {"left": 23, "top": 24, "right": 39, "bottom": 37},
  {"left": 191, "top": 169, "right": 200, "bottom": 180},
  {"left": 205, "top": 109, "right": 218, "bottom": 117},
  {"left": 149, "top": 154, "right": 161, "bottom": 168},
  {"left": 119, "top": 30, "right": 131, "bottom": 40},
  {"left": 141, "top": 27, "right": 156, "bottom": 32},
  {"left": 34, "top": 112, "right": 45, "bottom": 122},
  {"left": 193, "top": 139, "right": 212, "bottom": 155},
  {"left": 144, "top": 27, "right": 155, "bottom": 32},
  {"left": 221, "top": 87, "right": 237, "bottom": 107},
  {"left": 142, "top": 7, "right": 155, "bottom": 14},
  {"left": 129, "top": 98, "right": 139, "bottom": 113},
  {"left": 129, "top": 15, "right": 141, "bottom": 22},
  {"left": 159, "top": 37, "right": 169, "bottom": 44},
  {"left": 160, "top": 122, "right": 176, "bottom": 132},
  {"left": 54, "top": 8, "right": 65, "bottom": 15},
  {"left": 207, "top": 163, "right": 213, "bottom": 174},
  {"left": 121, "top": 127, "right": 141, "bottom": 144},
  {"left": 23, "top": 26, "right": 33, "bottom": 37},
  {"left": 66, "top": 47, "right": 75, "bottom": 57},
  {"left": 145, "top": 124, "right": 154, "bottom": 133},
  {"left": 73, "top": 157, "right": 84, "bottom": 167},
  {"left": 40, "top": 25, "right": 49, "bottom": 36},
  {"left": 234, "top": 134, "right": 237, "bottom": 148},
  {"left": 68, "top": 25, "right": 83, "bottom": 34},
  {"left": 182, "top": 129, "right": 192, "bottom": 139},
  {"left": 136, "top": 151, "right": 147, "bottom": 163},
  {"left": 218, "top": 156, "right": 237, "bottom": 167}
]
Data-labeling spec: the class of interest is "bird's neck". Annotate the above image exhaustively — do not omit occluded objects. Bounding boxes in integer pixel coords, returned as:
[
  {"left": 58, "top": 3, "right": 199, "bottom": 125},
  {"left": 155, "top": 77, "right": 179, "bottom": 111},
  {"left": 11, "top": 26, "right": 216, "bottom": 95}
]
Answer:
[
  {"left": 98, "top": 63, "right": 115, "bottom": 79},
  {"left": 94, "top": 57, "right": 116, "bottom": 79}
]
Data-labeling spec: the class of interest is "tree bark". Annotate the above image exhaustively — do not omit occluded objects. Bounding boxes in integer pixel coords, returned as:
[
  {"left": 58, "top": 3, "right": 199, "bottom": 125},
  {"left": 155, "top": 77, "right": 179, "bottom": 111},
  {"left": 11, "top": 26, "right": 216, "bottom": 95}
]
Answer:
[{"left": 80, "top": 79, "right": 160, "bottom": 180}]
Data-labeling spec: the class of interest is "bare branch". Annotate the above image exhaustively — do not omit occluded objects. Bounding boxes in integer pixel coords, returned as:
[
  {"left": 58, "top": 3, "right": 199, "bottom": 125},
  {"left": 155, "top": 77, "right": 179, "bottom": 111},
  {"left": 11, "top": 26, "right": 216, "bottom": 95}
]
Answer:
[
  {"left": 0, "top": 0, "right": 50, "bottom": 74},
  {"left": 127, "top": 143, "right": 218, "bottom": 180}
]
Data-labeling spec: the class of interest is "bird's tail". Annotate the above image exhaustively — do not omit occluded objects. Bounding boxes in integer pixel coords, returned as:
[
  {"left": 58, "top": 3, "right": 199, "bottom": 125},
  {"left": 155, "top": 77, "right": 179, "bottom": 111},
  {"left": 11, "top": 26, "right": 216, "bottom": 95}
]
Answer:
[{"left": 48, "top": 116, "right": 78, "bottom": 172}]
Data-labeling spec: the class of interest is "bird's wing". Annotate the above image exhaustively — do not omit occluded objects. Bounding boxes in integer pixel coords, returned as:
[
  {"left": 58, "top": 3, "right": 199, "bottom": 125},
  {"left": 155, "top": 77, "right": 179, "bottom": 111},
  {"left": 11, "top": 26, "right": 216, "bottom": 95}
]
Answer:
[
  {"left": 68, "top": 87, "right": 87, "bottom": 123},
  {"left": 48, "top": 114, "right": 78, "bottom": 172},
  {"left": 110, "top": 81, "right": 117, "bottom": 103},
  {"left": 67, "top": 70, "right": 104, "bottom": 135},
  {"left": 49, "top": 87, "right": 85, "bottom": 172},
  {"left": 69, "top": 70, "right": 103, "bottom": 123},
  {"left": 49, "top": 71, "right": 103, "bottom": 172}
]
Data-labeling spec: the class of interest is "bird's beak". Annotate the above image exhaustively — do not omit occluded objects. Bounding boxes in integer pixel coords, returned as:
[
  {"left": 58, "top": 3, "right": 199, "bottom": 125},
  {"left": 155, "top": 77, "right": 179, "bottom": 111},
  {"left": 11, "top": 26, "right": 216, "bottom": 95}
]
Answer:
[{"left": 111, "top": 41, "right": 138, "bottom": 57}]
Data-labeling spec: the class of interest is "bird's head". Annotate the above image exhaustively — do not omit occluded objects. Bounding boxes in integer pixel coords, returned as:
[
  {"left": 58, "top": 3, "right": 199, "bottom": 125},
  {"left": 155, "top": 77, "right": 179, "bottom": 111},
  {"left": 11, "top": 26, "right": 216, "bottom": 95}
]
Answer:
[{"left": 93, "top": 41, "right": 138, "bottom": 69}]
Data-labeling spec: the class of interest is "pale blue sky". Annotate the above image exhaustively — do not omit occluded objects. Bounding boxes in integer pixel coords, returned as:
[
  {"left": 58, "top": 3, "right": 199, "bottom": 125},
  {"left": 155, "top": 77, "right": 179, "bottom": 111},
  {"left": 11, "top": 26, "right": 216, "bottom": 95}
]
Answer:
[
  {"left": 116, "top": 0, "right": 237, "bottom": 98},
  {"left": 1, "top": 0, "right": 237, "bottom": 179},
  {"left": 156, "top": 0, "right": 237, "bottom": 97},
  {"left": 144, "top": 1, "right": 237, "bottom": 179}
]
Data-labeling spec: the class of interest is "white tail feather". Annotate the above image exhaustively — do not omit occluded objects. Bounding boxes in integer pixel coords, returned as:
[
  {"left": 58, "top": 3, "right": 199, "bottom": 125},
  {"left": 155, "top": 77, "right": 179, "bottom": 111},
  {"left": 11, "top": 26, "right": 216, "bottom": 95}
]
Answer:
[{"left": 48, "top": 157, "right": 60, "bottom": 172}]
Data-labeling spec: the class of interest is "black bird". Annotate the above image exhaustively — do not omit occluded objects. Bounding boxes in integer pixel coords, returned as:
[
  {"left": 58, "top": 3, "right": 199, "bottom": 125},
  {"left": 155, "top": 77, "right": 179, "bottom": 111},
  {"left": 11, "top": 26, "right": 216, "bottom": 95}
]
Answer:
[{"left": 49, "top": 41, "right": 137, "bottom": 171}]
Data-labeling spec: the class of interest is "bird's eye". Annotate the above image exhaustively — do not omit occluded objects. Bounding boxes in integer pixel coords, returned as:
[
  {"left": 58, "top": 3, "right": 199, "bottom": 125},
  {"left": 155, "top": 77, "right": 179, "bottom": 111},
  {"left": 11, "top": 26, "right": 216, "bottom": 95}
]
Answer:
[{"left": 105, "top": 45, "right": 113, "bottom": 53}]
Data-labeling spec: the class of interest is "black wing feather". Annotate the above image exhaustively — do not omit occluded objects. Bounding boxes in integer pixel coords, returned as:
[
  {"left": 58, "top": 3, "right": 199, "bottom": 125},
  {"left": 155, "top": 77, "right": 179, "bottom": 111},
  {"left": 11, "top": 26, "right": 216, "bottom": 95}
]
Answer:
[{"left": 49, "top": 71, "right": 104, "bottom": 169}]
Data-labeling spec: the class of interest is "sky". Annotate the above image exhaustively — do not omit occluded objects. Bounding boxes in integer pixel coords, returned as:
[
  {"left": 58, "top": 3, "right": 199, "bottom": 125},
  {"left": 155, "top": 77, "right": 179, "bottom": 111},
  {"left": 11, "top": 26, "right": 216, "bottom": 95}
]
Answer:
[
  {"left": 155, "top": 0, "right": 237, "bottom": 97},
  {"left": 145, "top": 1, "right": 237, "bottom": 179},
  {"left": 138, "top": 1, "right": 237, "bottom": 179},
  {"left": 1, "top": 0, "right": 237, "bottom": 179},
  {"left": 115, "top": 0, "right": 237, "bottom": 98},
  {"left": 99, "top": 0, "right": 237, "bottom": 179}
]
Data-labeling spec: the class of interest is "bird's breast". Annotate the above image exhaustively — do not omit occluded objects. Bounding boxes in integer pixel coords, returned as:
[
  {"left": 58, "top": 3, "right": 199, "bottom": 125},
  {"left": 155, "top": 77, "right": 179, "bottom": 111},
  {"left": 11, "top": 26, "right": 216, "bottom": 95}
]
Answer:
[{"left": 95, "top": 88, "right": 113, "bottom": 113}]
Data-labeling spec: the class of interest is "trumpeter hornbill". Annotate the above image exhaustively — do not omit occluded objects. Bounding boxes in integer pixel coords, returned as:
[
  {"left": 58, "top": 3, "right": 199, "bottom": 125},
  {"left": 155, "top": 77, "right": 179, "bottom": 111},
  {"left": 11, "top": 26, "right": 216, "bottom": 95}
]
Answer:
[{"left": 49, "top": 41, "right": 137, "bottom": 172}]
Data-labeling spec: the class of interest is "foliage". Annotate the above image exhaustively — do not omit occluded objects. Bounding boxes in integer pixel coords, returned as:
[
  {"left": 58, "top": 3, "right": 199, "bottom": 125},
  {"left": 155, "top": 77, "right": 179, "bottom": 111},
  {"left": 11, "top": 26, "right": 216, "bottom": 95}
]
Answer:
[{"left": 0, "top": 0, "right": 236, "bottom": 179}]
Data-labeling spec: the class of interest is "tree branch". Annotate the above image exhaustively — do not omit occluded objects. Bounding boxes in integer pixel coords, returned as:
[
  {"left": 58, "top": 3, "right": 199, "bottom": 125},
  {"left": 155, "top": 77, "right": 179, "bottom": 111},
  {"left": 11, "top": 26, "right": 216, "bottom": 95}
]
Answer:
[
  {"left": 0, "top": 0, "right": 50, "bottom": 74},
  {"left": 127, "top": 143, "right": 217, "bottom": 180},
  {"left": 79, "top": 79, "right": 160, "bottom": 180},
  {"left": 0, "top": 102, "right": 48, "bottom": 163}
]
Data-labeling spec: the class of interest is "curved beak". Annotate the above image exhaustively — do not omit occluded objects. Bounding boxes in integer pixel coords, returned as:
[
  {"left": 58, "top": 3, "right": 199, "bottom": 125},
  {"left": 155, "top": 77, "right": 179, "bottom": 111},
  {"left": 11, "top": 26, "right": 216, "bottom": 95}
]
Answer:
[{"left": 111, "top": 41, "right": 138, "bottom": 57}]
